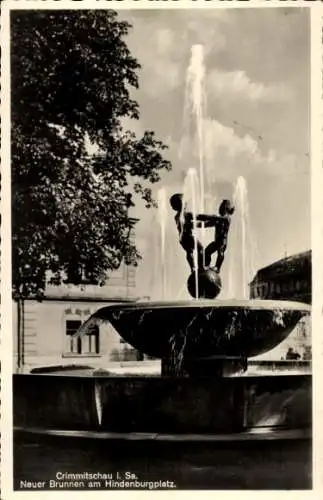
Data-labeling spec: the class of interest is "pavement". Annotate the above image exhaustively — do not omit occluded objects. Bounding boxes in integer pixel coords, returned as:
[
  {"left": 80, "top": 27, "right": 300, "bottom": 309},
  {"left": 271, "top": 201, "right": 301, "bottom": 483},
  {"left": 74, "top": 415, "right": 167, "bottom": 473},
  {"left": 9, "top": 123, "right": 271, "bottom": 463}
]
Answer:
[{"left": 14, "top": 426, "right": 312, "bottom": 490}]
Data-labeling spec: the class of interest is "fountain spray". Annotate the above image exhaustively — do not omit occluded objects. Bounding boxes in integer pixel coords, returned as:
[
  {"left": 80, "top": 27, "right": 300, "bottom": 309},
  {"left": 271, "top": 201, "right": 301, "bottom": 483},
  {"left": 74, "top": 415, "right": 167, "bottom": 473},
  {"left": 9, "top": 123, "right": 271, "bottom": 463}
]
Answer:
[
  {"left": 236, "top": 177, "right": 247, "bottom": 297},
  {"left": 187, "top": 168, "right": 199, "bottom": 299},
  {"left": 184, "top": 44, "right": 208, "bottom": 267},
  {"left": 227, "top": 176, "right": 257, "bottom": 299},
  {"left": 157, "top": 188, "right": 168, "bottom": 299},
  {"left": 187, "top": 45, "right": 206, "bottom": 213}
]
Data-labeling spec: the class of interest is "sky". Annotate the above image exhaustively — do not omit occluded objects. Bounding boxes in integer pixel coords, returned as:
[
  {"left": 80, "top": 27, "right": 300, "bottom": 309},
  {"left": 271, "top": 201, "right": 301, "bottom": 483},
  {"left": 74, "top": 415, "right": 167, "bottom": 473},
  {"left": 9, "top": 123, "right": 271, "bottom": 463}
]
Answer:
[{"left": 117, "top": 7, "right": 310, "bottom": 300}]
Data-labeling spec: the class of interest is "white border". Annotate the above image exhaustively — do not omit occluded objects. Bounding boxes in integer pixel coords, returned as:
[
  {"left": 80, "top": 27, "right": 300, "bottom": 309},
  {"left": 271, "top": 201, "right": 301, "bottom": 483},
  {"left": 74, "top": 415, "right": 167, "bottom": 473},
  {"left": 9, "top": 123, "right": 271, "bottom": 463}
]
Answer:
[
  {"left": 1, "top": 0, "right": 14, "bottom": 497},
  {"left": 311, "top": 5, "right": 323, "bottom": 495},
  {"left": 1, "top": 1, "right": 322, "bottom": 499}
]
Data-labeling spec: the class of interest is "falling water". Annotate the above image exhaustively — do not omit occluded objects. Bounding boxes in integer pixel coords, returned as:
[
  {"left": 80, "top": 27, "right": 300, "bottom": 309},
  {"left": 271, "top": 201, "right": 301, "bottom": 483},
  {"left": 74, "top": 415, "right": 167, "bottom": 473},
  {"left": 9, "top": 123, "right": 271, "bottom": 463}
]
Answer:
[
  {"left": 187, "top": 168, "right": 199, "bottom": 298},
  {"left": 226, "top": 176, "right": 257, "bottom": 299},
  {"left": 94, "top": 379, "right": 103, "bottom": 427}
]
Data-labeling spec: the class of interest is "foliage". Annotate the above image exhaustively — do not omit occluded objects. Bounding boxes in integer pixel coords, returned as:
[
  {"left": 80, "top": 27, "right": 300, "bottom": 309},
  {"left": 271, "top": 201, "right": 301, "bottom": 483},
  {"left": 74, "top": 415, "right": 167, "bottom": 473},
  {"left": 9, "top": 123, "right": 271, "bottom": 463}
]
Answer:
[{"left": 11, "top": 10, "right": 171, "bottom": 298}]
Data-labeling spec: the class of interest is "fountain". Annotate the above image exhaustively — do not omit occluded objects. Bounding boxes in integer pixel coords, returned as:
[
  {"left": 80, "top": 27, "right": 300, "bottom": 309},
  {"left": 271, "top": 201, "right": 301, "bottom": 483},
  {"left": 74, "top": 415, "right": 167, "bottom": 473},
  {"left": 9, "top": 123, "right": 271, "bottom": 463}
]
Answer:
[
  {"left": 69, "top": 43, "right": 311, "bottom": 433},
  {"left": 13, "top": 44, "right": 312, "bottom": 490}
]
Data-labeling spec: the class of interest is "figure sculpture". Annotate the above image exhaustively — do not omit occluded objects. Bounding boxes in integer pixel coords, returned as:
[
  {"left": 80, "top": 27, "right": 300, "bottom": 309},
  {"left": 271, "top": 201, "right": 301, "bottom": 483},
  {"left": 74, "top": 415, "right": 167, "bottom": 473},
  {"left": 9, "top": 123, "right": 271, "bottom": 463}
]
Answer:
[
  {"left": 201, "top": 199, "right": 235, "bottom": 273},
  {"left": 170, "top": 193, "right": 235, "bottom": 298},
  {"left": 169, "top": 193, "right": 205, "bottom": 273}
]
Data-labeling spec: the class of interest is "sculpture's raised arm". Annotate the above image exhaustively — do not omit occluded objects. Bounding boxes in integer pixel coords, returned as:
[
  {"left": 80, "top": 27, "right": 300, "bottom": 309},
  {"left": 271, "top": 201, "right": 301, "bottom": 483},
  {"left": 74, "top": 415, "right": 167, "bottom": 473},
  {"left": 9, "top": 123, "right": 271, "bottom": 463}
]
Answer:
[
  {"left": 195, "top": 213, "right": 222, "bottom": 227},
  {"left": 184, "top": 212, "right": 219, "bottom": 228}
]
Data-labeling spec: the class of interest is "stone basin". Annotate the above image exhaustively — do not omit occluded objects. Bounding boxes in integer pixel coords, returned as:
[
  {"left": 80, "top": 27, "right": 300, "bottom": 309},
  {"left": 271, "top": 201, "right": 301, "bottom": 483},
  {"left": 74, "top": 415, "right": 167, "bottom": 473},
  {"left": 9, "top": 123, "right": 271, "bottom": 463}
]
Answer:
[{"left": 75, "top": 299, "right": 310, "bottom": 360}]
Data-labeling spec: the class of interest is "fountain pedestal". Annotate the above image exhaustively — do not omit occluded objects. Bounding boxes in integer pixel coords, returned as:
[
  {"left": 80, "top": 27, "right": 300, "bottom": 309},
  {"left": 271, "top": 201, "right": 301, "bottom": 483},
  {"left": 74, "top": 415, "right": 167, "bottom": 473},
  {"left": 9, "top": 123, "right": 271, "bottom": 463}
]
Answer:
[
  {"left": 13, "top": 297, "right": 311, "bottom": 492},
  {"left": 64, "top": 298, "right": 311, "bottom": 435}
]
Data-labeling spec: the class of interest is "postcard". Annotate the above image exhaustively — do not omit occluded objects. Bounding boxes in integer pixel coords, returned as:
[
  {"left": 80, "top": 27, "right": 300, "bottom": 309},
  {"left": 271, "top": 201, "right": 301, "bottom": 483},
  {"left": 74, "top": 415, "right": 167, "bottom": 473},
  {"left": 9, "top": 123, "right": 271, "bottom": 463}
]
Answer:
[{"left": 1, "top": 0, "right": 322, "bottom": 498}]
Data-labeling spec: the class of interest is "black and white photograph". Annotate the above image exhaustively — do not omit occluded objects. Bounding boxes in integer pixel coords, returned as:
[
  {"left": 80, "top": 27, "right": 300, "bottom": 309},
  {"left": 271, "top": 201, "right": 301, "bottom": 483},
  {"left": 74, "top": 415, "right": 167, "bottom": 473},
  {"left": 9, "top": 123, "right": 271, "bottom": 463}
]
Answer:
[{"left": 0, "top": 1, "right": 318, "bottom": 495}]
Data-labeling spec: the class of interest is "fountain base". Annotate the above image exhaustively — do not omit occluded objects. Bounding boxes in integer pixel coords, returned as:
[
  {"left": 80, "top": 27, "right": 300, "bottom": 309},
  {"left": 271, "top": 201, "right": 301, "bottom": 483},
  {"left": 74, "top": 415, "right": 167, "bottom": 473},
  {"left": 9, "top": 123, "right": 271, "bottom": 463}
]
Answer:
[{"left": 14, "top": 372, "right": 311, "bottom": 435}]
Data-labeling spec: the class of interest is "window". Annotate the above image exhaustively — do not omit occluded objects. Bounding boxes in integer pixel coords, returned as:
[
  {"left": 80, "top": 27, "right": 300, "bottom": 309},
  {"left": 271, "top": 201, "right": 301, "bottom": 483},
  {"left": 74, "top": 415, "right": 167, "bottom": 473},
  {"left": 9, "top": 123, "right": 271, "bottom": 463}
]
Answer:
[
  {"left": 65, "top": 320, "right": 100, "bottom": 355},
  {"left": 66, "top": 320, "right": 82, "bottom": 354},
  {"left": 262, "top": 283, "right": 269, "bottom": 297},
  {"left": 298, "top": 320, "right": 308, "bottom": 339},
  {"left": 87, "top": 325, "right": 100, "bottom": 354}
]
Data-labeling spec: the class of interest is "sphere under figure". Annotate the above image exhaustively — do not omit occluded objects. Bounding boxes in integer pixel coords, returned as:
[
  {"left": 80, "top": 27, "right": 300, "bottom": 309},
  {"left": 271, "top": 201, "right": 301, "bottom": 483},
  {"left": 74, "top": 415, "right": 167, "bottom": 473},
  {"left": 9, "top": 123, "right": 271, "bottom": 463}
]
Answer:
[
  {"left": 170, "top": 194, "right": 235, "bottom": 299},
  {"left": 187, "top": 267, "right": 222, "bottom": 299}
]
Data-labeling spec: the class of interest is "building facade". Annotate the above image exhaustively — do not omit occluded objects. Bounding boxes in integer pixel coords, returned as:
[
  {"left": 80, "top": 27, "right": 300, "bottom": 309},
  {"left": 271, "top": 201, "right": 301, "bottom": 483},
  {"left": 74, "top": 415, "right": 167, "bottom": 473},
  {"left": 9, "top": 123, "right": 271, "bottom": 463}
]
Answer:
[
  {"left": 13, "top": 262, "right": 159, "bottom": 373},
  {"left": 249, "top": 250, "right": 311, "bottom": 361},
  {"left": 249, "top": 250, "right": 311, "bottom": 304}
]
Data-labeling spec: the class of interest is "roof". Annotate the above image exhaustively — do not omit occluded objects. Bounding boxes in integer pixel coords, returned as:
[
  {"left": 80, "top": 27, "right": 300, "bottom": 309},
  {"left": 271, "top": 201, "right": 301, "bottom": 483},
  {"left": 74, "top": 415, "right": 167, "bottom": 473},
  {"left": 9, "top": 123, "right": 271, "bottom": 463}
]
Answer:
[
  {"left": 13, "top": 294, "right": 139, "bottom": 303},
  {"left": 250, "top": 250, "right": 311, "bottom": 284}
]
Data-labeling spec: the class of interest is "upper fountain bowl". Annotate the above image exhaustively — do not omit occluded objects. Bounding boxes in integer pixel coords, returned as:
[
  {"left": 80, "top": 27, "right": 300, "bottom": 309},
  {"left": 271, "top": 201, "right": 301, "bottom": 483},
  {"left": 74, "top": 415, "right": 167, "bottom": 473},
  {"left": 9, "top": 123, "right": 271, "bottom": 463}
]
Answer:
[{"left": 77, "top": 299, "right": 310, "bottom": 360}]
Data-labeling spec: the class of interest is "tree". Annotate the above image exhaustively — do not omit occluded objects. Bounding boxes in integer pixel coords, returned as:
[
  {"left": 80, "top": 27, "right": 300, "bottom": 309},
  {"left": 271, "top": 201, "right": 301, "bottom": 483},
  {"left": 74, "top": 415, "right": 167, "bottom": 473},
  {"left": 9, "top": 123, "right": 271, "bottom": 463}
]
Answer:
[{"left": 11, "top": 10, "right": 171, "bottom": 300}]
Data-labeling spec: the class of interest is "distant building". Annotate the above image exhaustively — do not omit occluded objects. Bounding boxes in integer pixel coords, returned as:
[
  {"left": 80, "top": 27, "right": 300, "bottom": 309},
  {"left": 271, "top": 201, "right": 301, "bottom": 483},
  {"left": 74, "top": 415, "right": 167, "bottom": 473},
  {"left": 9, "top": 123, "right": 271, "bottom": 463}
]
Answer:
[
  {"left": 249, "top": 250, "right": 311, "bottom": 304},
  {"left": 249, "top": 250, "right": 311, "bottom": 361},
  {"left": 12, "top": 262, "right": 158, "bottom": 373}
]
